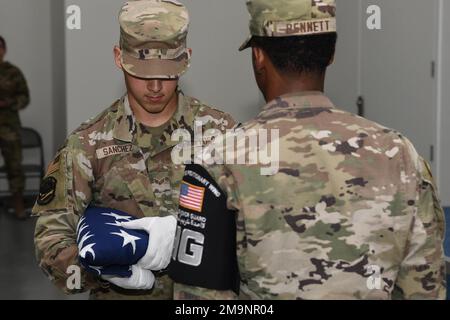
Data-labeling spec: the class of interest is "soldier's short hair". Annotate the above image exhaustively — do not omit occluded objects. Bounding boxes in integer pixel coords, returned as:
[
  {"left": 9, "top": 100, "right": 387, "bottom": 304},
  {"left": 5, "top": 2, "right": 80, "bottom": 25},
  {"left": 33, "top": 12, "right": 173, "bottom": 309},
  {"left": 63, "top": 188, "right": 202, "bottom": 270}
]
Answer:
[
  {"left": 251, "top": 33, "right": 337, "bottom": 76},
  {"left": 0, "top": 36, "right": 6, "bottom": 50}
]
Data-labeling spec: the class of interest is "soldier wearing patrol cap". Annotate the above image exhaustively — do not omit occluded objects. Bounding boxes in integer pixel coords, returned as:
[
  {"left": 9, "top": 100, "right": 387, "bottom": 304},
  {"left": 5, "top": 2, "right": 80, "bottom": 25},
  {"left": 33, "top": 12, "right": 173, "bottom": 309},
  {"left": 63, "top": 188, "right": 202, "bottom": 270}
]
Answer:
[
  {"left": 32, "top": 0, "right": 236, "bottom": 300},
  {"left": 0, "top": 36, "right": 30, "bottom": 220},
  {"left": 170, "top": 0, "right": 447, "bottom": 299}
]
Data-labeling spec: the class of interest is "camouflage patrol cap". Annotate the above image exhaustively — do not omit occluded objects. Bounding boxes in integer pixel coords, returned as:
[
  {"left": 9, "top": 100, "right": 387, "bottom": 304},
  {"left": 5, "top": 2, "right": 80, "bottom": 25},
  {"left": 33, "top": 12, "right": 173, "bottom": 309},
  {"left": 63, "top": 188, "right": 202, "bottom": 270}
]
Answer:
[
  {"left": 119, "top": 0, "right": 190, "bottom": 79},
  {"left": 239, "top": 0, "right": 336, "bottom": 51}
]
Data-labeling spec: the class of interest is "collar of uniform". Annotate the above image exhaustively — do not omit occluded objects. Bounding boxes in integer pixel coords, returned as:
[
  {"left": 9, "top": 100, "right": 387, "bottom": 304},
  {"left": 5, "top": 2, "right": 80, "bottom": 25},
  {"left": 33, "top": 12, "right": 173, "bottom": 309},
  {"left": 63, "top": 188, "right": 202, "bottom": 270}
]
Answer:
[
  {"left": 114, "top": 91, "right": 196, "bottom": 155},
  {"left": 260, "top": 91, "right": 335, "bottom": 114},
  {"left": 112, "top": 95, "right": 137, "bottom": 143}
]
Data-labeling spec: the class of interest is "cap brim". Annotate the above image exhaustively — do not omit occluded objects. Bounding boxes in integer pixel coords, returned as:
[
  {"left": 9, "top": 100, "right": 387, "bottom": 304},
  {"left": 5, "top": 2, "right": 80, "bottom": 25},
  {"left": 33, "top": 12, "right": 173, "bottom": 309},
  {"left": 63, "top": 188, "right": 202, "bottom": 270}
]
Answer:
[
  {"left": 239, "top": 35, "right": 253, "bottom": 51},
  {"left": 121, "top": 52, "right": 190, "bottom": 79}
]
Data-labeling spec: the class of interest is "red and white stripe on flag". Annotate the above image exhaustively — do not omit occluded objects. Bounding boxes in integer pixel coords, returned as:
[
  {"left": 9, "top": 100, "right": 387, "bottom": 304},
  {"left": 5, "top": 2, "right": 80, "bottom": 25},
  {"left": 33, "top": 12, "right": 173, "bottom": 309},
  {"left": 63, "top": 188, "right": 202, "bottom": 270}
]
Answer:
[{"left": 179, "top": 181, "right": 205, "bottom": 213}]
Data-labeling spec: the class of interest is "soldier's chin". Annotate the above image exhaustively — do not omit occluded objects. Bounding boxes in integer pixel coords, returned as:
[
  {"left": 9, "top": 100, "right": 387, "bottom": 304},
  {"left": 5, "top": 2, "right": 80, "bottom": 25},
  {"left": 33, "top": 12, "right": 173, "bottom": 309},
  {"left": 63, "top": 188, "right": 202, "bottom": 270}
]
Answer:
[{"left": 141, "top": 102, "right": 166, "bottom": 115}]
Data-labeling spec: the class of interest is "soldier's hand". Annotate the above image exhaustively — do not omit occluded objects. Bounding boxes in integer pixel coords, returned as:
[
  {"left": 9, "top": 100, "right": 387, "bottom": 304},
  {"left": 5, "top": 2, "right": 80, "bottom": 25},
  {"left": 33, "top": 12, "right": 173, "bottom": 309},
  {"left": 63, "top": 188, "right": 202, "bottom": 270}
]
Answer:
[
  {"left": 101, "top": 265, "right": 155, "bottom": 290},
  {"left": 120, "top": 216, "right": 177, "bottom": 271}
]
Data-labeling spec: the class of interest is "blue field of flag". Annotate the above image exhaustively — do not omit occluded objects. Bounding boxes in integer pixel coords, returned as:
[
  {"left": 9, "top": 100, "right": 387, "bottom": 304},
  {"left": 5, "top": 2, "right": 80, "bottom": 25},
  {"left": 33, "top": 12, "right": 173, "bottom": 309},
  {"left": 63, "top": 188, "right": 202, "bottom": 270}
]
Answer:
[{"left": 77, "top": 207, "right": 149, "bottom": 277}]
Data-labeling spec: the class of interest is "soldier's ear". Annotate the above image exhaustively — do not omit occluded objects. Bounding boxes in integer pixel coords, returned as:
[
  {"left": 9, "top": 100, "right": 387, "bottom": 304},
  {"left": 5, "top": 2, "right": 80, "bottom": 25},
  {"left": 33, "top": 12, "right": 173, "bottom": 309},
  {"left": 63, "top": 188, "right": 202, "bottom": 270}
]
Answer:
[
  {"left": 187, "top": 48, "right": 192, "bottom": 57},
  {"left": 252, "top": 47, "right": 266, "bottom": 75},
  {"left": 113, "top": 46, "right": 123, "bottom": 70}
]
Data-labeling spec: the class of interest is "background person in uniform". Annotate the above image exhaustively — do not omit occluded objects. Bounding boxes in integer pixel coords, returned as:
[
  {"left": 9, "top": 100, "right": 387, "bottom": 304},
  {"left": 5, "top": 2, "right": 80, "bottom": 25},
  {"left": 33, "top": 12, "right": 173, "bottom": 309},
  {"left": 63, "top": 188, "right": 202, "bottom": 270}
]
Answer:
[
  {"left": 0, "top": 35, "right": 30, "bottom": 220},
  {"left": 32, "top": 0, "right": 235, "bottom": 300},
  {"left": 170, "top": 0, "right": 447, "bottom": 299}
]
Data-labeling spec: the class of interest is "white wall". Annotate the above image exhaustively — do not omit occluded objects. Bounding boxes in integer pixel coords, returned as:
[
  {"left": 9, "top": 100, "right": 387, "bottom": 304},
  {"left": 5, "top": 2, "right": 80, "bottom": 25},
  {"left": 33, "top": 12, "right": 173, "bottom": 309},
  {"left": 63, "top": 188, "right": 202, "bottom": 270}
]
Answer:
[
  {"left": 181, "top": 0, "right": 263, "bottom": 122},
  {"left": 3, "top": 0, "right": 448, "bottom": 205},
  {"left": 51, "top": 0, "right": 67, "bottom": 151},
  {"left": 64, "top": 0, "right": 124, "bottom": 133},
  {"left": 0, "top": 0, "right": 54, "bottom": 189},
  {"left": 64, "top": 0, "right": 263, "bottom": 133},
  {"left": 325, "top": 0, "right": 360, "bottom": 113},
  {"left": 439, "top": 0, "right": 450, "bottom": 206},
  {"left": 63, "top": 0, "right": 360, "bottom": 131},
  {"left": 326, "top": 0, "right": 450, "bottom": 206}
]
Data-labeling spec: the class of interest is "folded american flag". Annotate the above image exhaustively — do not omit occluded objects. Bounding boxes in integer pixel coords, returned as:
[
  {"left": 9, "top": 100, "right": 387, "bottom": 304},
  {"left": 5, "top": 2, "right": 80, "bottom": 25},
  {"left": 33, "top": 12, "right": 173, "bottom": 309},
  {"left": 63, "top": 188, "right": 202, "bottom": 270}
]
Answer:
[{"left": 76, "top": 207, "right": 149, "bottom": 277}]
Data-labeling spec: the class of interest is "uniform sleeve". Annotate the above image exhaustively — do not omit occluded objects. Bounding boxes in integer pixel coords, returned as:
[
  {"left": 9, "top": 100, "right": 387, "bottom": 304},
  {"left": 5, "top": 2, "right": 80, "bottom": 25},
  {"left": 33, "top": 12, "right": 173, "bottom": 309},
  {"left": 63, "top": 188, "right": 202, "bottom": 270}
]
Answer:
[
  {"left": 5, "top": 67, "right": 30, "bottom": 111},
  {"left": 174, "top": 283, "right": 237, "bottom": 300},
  {"left": 197, "top": 104, "right": 239, "bottom": 132},
  {"left": 32, "top": 139, "right": 99, "bottom": 294},
  {"left": 222, "top": 111, "right": 238, "bottom": 130},
  {"left": 393, "top": 157, "right": 447, "bottom": 300},
  {"left": 172, "top": 164, "right": 243, "bottom": 300}
]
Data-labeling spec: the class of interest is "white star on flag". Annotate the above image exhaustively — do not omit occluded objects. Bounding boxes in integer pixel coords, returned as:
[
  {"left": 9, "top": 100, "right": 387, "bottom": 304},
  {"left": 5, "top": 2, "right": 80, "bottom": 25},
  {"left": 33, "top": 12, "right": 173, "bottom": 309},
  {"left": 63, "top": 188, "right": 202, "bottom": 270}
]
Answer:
[
  {"left": 101, "top": 212, "right": 133, "bottom": 221},
  {"left": 106, "top": 221, "right": 123, "bottom": 227},
  {"left": 90, "top": 266, "right": 103, "bottom": 276},
  {"left": 111, "top": 230, "right": 141, "bottom": 254},
  {"left": 77, "top": 224, "right": 89, "bottom": 242},
  {"left": 76, "top": 216, "right": 86, "bottom": 234},
  {"left": 79, "top": 243, "right": 96, "bottom": 261},
  {"left": 78, "top": 231, "right": 93, "bottom": 249}
]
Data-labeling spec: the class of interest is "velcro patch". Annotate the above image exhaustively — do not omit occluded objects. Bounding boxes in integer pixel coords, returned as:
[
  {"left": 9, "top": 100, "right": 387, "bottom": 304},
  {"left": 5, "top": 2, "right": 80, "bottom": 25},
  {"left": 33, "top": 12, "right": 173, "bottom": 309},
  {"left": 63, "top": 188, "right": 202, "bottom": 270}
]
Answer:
[
  {"left": 96, "top": 144, "right": 133, "bottom": 159},
  {"left": 270, "top": 18, "right": 336, "bottom": 36},
  {"left": 179, "top": 182, "right": 205, "bottom": 213},
  {"left": 46, "top": 154, "right": 61, "bottom": 176},
  {"left": 37, "top": 177, "right": 57, "bottom": 206}
]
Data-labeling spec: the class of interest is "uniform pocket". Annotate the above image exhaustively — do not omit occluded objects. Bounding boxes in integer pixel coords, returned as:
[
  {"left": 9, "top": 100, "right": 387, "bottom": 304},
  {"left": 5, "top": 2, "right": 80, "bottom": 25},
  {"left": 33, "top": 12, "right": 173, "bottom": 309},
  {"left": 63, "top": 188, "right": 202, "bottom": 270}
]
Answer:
[{"left": 97, "top": 156, "right": 155, "bottom": 218}]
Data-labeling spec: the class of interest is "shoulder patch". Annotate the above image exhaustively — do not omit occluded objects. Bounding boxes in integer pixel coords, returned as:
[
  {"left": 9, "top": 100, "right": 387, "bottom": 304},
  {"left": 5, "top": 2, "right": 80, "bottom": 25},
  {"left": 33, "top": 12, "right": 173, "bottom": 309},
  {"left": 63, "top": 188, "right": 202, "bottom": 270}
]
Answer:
[
  {"left": 423, "top": 160, "right": 434, "bottom": 179},
  {"left": 420, "top": 159, "right": 436, "bottom": 187},
  {"left": 37, "top": 177, "right": 57, "bottom": 206},
  {"left": 179, "top": 182, "right": 206, "bottom": 213},
  {"left": 45, "top": 154, "right": 61, "bottom": 176},
  {"left": 32, "top": 150, "right": 70, "bottom": 216}
]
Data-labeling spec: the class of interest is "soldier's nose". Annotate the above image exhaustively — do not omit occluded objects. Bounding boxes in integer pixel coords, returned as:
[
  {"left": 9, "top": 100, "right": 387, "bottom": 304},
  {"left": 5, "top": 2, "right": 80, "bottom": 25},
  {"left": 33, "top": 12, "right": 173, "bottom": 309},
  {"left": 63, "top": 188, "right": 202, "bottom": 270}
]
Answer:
[{"left": 147, "top": 79, "right": 162, "bottom": 93}]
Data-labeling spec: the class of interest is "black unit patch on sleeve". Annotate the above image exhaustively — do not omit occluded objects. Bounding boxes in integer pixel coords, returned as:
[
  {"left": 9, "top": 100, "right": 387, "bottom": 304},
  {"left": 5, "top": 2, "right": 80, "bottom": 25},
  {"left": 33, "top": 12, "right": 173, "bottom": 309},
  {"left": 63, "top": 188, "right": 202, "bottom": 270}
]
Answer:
[
  {"left": 37, "top": 177, "right": 57, "bottom": 206},
  {"left": 169, "top": 164, "right": 240, "bottom": 294}
]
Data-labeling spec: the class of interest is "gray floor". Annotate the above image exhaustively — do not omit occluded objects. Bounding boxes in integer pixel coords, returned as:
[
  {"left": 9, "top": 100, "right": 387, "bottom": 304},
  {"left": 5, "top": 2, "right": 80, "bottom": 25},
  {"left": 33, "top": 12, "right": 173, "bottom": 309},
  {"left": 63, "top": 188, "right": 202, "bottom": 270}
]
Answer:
[{"left": 0, "top": 200, "right": 88, "bottom": 300}]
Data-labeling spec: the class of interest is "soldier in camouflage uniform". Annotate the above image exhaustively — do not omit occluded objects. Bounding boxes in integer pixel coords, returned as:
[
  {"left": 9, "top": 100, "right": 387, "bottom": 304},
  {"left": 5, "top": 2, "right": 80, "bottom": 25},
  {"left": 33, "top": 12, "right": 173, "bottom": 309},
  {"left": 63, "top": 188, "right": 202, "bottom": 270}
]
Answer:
[
  {"left": 0, "top": 36, "right": 30, "bottom": 220},
  {"left": 32, "top": 0, "right": 236, "bottom": 300},
  {"left": 170, "top": 0, "right": 447, "bottom": 299}
]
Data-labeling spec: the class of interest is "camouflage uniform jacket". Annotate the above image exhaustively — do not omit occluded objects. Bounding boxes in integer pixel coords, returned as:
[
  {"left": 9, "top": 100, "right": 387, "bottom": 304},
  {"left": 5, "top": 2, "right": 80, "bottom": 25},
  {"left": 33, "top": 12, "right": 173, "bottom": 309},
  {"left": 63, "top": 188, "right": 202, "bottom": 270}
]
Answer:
[
  {"left": 0, "top": 61, "right": 30, "bottom": 126},
  {"left": 175, "top": 91, "right": 446, "bottom": 300},
  {"left": 32, "top": 92, "right": 236, "bottom": 300}
]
